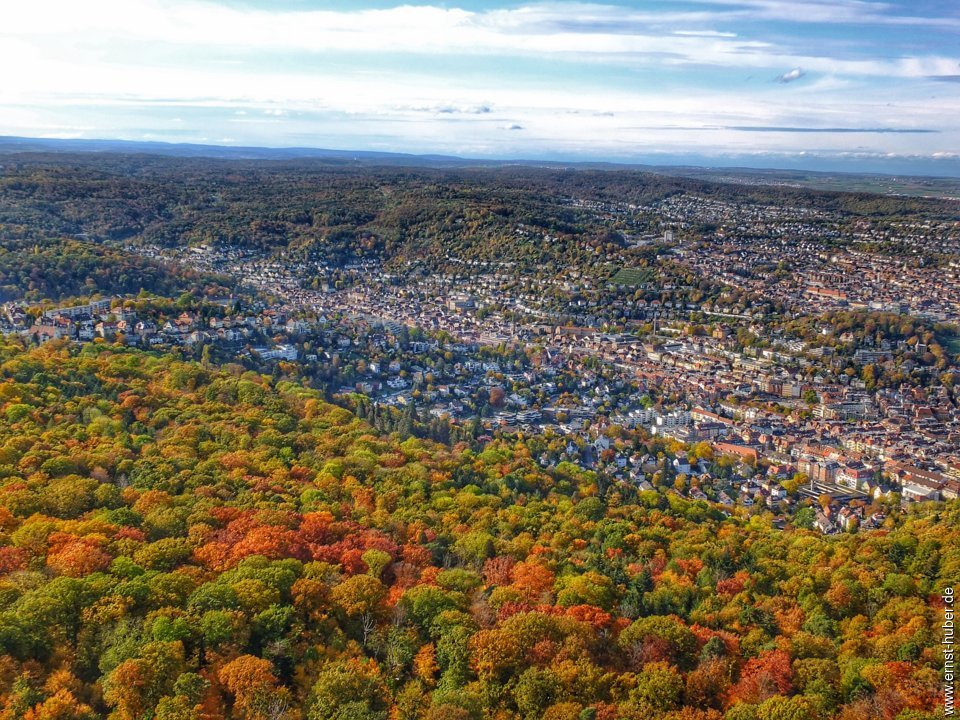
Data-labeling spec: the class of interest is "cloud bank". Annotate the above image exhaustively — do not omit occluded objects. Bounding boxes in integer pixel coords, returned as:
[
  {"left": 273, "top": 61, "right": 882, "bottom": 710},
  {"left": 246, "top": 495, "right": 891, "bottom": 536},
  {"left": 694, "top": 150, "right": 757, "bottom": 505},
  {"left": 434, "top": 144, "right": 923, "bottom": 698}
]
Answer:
[{"left": 0, "top": 0, "right": 957, "bottom": 171}]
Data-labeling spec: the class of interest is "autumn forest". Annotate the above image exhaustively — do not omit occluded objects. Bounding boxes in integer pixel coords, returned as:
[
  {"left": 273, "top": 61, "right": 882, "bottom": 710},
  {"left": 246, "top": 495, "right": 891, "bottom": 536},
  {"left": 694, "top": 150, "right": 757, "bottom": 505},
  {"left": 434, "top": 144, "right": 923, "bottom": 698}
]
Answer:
[{"left": 0, "top": 339, "right": 954, "bottom": 720}]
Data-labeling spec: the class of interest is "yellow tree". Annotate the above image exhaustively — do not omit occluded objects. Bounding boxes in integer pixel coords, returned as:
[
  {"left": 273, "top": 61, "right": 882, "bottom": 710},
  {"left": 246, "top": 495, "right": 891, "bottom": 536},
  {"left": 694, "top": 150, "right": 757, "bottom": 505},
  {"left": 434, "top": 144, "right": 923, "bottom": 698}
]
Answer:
[{"left": 217, "top": 655, "right": 280, "bottom": 720}]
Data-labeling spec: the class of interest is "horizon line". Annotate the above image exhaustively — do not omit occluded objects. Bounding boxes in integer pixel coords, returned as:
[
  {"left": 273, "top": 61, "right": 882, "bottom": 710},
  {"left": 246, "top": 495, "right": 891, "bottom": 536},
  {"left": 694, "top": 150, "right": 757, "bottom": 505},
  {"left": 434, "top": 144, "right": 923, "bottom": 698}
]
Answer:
[{"left": 1, "top": 134, "right": 959, "bottom": 180}]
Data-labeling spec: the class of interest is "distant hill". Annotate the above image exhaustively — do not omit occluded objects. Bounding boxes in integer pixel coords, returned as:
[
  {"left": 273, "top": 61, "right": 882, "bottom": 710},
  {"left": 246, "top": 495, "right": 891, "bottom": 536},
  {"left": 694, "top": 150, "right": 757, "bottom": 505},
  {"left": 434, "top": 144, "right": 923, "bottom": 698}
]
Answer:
[
  {"left": 1, "top": 150, "right": 956, "bottom": 277},
  {"left": 1, "top": 135, "right": 958, "bottom": 198},
  {"left": 660, "top": 166, "right": 960, "bottom": 201},
  {"left": 0, "top": 135, "right": 471, "bottom": 166}
]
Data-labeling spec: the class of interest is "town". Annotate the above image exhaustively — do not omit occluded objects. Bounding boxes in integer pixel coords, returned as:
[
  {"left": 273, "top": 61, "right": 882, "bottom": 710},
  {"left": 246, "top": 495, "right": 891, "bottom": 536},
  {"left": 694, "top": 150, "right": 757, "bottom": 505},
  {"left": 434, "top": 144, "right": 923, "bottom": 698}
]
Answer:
[{"left": 5, "top": 185, "right": 959, "bottom": 537}]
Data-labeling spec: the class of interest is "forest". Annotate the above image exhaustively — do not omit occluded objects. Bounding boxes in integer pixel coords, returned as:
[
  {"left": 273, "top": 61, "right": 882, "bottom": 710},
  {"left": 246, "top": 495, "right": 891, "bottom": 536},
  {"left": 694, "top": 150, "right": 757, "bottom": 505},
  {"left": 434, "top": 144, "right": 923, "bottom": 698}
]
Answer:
[
  {"left": 1, "top": 154, "right": 957, "bottom": 268},
  {"left": 0, "top": 337, "right": 954, "bottom": 720},
  {"left": 0, "top": 238, "right": 229, "bottom": 302}
]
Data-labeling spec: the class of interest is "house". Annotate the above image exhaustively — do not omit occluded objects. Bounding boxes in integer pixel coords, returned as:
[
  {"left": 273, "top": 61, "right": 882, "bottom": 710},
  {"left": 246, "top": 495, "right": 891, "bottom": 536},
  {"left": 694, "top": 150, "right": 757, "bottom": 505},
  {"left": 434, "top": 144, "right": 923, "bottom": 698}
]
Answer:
[
  {"left": 253, "top": 344, "right": 298, "bottom": 361},
  {"left": 285, "top": 319, "right": 309, "bottom": 334},
  {"left": 175, "top": 312, "right": 196, "bottom": 329},
  {"left": 901, "top": 477, "right": 942, "bottom": 502},
  {"left": 30, "top": 324, "right": 64, "bottom": 344},
  {"left": 943, "top": 480, "right": 960, "bottom": 501},
  {"left": 837, "top": 464, "right": 873, "bottom": 491},
  {"left": 815, "top": 511, "right": 837, "bottom": 534},
  {"left": 689, "top": 487, "right": 709, "bottom": 502},
  {"left": 95, "top": 322, "right": 118, "bottom": 339},
  {"left": 673, "top": 455, "right": 692, "bottom": 474},
  {"left": 714, "top": 442, "right": 759, "bottom": 463},
  {"left": 837, "top": 506, "right": 862, "bottom": 532}
]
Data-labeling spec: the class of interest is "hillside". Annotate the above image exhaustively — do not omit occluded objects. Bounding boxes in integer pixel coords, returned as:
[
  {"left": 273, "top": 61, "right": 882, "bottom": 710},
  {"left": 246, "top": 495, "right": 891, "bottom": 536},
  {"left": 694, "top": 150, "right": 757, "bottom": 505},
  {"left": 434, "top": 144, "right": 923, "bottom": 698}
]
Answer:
[
  {"left": 0, "top": 338, "right": 954, "bottom": 719},
  {"left": 0, "top": 237, "right": 230, "bottom": 303},
  {"left": 1, "top": 156, "right": 956, "bottom": 261}
]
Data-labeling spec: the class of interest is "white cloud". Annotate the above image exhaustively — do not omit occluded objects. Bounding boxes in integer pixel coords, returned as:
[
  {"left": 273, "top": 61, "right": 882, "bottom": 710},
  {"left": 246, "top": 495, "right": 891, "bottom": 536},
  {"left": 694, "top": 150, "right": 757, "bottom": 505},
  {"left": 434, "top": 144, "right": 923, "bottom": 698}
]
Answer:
[
  {"left": 684, "top": 0, "right": 960, "bottom": 28},
  {"left": 1, "top": 0, "right": 956, "bottom": 101},
  {"left": 0, "top": 1, "right": 956, "bottom": 161},
  {"left": 1, "top": 1, "right": 762, "bottom": 59},
  {"left": 777, "top": 67, "right": 805, "bottom": 83},
  {"left": 0, "top": 1, "right": 951, "bottom": 75}
]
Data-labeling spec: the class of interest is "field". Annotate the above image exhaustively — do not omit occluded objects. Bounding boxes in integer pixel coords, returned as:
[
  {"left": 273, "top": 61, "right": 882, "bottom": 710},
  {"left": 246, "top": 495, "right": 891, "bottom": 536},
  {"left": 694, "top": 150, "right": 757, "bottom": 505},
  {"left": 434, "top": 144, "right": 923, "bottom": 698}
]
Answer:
[
  {"left": 610, "top": 267, "right": 655, "bottom": 286},
  {"left": 947, "top": 335, "right": 960, "bottom": 356}
]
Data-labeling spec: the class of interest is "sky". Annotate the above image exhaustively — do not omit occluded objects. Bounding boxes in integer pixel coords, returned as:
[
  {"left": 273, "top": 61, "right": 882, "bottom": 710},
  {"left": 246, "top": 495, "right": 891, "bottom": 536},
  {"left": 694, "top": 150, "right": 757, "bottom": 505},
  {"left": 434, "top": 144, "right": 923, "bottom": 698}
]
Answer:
[{"left": 1, "top": 0, "right": 959, "bottom": 173}]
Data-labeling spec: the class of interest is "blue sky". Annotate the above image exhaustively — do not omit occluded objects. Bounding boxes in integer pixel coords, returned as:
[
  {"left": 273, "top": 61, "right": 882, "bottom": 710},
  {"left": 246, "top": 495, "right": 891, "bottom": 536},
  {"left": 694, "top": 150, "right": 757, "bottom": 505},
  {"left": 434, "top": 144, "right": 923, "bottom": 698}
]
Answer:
[{"left": 2, "top": 0, "right": 959, "bottom": 173}]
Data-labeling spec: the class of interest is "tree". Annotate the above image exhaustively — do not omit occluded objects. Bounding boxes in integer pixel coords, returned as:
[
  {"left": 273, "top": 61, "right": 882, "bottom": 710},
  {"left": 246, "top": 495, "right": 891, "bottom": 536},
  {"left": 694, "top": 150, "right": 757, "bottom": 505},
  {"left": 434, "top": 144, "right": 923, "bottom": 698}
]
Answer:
[
  {"left": 452, "top": 531, "right": 495, "bottom": 567},
  {"left": 361, "top": 549, "right": 392, "bottom": 579},
  {"left": 629, "top": 662, "right": 684, "bottom": 712},
  {"left": 684, "top": 659, "right": 731, "bottom": 709},
  {"left": 793, "top": 507, "right": 816, "bottom": 530},
  {"left": 218, "top": 655, "right": 281, "bottom": 720},
  {"left": 103, "top": 642, "right": 186, "bottom": 720},
  {"left": 515, "top": 667, "right": 561, "bottom": 719},
  {"left": 730, "top": 650, "right": 793, "bottom": 705},
  {"left": 755, "top": 695, "right": 816, "bottom": 720},
  {"left": 308, "top": 659, "right": 389, "bottom": 720},
  {"left": 23, "top": 689, "right": 97, "bottom": 720},
  {"left": 46, "top": 539, "right": 112, "bottom": 577},
  {"left": 619, "top": 616, "right": 698, "bottom": 670},
  {"left": 155, "top": 696, "right": 202, "bottom": 720},
  {"left": 413, "top": 644, "right": 439, "bottom": 686},
  {"left": 510, "top": 561, "right": 555, "bottom": 603},
  {"left": 555, "top": 571, "right": 615, "bottom": 610},
  {"left": 331, "top": 575, "right": 388, "bottom": 618}
]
